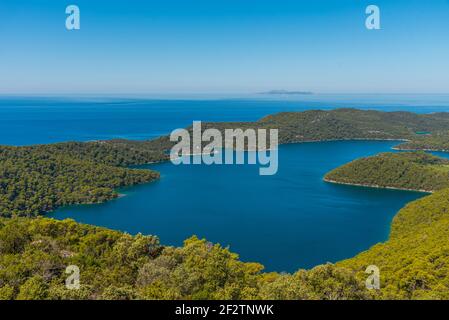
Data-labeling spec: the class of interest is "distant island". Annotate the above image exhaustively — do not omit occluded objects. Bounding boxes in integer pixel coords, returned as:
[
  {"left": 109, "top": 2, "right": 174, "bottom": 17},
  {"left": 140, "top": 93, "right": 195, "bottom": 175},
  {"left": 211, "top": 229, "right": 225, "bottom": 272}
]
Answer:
[{"left": 259, "top": 90, "right": 313, "bottom": 95}]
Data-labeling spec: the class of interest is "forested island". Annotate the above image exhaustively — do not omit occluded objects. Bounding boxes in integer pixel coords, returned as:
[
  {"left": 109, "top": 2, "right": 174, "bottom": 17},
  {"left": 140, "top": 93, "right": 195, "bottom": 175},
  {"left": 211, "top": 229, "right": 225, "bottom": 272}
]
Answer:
[
  {"left": 2, "top": 108, "right": 449, "bottom": 299},
  {"left": 324, "top": 152, "right": 449, "bottom": 192}
]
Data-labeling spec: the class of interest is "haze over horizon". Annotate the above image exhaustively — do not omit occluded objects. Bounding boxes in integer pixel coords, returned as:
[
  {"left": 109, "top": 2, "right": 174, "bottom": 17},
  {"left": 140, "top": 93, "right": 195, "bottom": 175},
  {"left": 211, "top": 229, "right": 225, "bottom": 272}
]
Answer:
[{"left": 1, "top": 0, "right": 448, "bottom": 94}]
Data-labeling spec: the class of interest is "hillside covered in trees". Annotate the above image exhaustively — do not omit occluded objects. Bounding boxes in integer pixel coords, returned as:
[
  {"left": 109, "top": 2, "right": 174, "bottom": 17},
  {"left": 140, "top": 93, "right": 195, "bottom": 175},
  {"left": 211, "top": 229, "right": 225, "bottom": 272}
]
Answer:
[
  {"left": 339, "top": 188, "right": 449, "bottom": 299},
  {"left": 0, "top": 144, "right": 160, "bottom": 217},
  {"left": 180, "top": 108, "right": 449, "bottom": 146},
  {"left": 324, "top": 152, "right": 449, "bottom": 192},
  {"left": 257, "top": 109, "right": 449, "bottom": 143},
  {"left": 0, "top": 217, "right": 370, "bottom": 300},
  {"left": 395, "top": 131, "right": 449, "bottom": 152}
]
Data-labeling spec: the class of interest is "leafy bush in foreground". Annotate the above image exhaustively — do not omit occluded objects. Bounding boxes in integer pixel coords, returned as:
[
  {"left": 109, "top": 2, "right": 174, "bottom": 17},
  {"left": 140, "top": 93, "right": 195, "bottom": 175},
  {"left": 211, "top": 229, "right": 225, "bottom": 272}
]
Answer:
[{"left": 0, "top": 217, "right": 369, "bottom": 300}]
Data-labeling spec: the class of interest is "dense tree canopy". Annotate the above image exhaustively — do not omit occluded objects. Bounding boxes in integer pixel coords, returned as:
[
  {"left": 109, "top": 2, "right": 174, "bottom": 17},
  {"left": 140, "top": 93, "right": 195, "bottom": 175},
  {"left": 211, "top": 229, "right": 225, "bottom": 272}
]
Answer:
[
  {"left": 339, "top": 188, "right": 449, "bottom": 299},
  {"left": 0, "top": 144, "right": 160, "bottom": 217},
  {"left": 325, "top": 152, "right": 449, "bottom": 192},
  {"left": 0, "top": 217, "right": 371, "bottom": 300},
  {"left": 396, "top": 131, "right": 449, "bottom": 152}
]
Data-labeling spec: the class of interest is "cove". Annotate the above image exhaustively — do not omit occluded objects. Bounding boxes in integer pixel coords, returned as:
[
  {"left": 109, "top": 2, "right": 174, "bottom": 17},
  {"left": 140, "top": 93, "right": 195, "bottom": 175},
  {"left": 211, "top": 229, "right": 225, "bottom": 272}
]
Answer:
[{"left": 49, "top": 140, "right": 425, "bottom": 272}]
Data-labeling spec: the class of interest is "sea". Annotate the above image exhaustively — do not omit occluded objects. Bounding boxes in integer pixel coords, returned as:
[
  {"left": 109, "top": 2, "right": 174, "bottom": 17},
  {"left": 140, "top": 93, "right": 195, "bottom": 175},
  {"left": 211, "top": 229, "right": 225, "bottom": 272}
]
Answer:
[{"left": 2, "top": 93, "right": 449, "bottom": 271}]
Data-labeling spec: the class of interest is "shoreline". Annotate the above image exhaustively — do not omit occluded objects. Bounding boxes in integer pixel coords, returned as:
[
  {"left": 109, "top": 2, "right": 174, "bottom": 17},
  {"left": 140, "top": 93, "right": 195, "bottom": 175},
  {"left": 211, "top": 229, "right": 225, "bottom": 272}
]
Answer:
[
  {"left": 280, "top": 137, "right": 410, "bottom": 146},
  {"left": 392, "top": 146, "right": 449, "bottom": 153},
  {"left": 142, "top": 138, "right": 413, "bottom": 166},
  {"left": 323, "top": 177, "right": 433, "bottom": 193}
]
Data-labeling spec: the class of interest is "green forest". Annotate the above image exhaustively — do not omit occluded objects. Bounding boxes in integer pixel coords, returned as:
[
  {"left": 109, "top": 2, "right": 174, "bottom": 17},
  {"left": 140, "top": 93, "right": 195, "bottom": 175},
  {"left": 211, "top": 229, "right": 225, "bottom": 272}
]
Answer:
[
  {"left": 2, "top": 108, "right": 449, "bottom": 299},
  {"left": 339, "top": 188, "right": 449, "bottom": 299},
  {"left": 0, "top": 144, "right": 160, "bottom": 217},
  {"left": 181, "top": 108, "right": 449, "bottom": 146},
  {"left": 396, "top": 131, "right": 449, "bottom": 152},
  {"left": 0, "top": 217, "right": 370, "bottom": 300},
  {"left": 324, "top": 151, "right": 449, "bottom": 192}
]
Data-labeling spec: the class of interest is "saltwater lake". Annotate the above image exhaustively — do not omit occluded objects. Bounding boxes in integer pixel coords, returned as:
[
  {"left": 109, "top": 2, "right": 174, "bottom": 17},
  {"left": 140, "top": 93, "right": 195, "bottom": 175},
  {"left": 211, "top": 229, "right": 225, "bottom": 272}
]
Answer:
[
  {"left": 3, "top": 95, "right": 449, "bottom": 272},
  {"left": 49, "top": 141, "right": 426, "bottom": 272}
]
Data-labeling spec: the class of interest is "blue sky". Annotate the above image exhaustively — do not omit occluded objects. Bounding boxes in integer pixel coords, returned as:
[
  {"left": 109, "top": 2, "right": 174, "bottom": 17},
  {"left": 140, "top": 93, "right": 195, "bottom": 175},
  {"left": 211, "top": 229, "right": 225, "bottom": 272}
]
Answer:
[{"left": 0, "top": 0, "right": 448, "bottom": 94}]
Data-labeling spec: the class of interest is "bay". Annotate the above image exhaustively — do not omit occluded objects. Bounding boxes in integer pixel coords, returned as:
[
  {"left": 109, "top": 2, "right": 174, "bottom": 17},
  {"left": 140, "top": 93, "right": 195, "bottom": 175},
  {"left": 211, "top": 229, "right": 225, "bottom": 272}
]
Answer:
[{"left": 50, "top": 141, "right": 425, "bottom": 272}]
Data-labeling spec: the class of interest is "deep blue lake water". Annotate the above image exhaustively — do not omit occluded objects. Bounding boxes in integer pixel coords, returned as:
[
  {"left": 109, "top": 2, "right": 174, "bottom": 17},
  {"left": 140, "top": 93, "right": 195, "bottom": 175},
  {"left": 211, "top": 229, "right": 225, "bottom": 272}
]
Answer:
[
  {"left": 49, "top": 141, "right": 425, "bottom": 272},
  {"left": 3, "top": 95, "right": 449, "bottom": 272}
]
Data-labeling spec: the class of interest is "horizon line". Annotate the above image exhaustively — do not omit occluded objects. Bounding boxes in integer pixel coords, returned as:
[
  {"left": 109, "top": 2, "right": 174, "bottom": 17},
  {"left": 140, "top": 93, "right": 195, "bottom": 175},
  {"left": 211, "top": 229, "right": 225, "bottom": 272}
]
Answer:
[{"left": 1, "top": 92, "right": 449, "bottom": 98}]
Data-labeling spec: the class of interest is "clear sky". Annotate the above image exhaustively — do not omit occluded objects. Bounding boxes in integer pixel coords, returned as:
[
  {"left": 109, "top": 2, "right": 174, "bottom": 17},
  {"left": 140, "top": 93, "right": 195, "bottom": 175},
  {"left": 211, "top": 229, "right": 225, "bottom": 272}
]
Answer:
[{"left": 0, "top": 0, "right": 448, "bottom": 94}]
